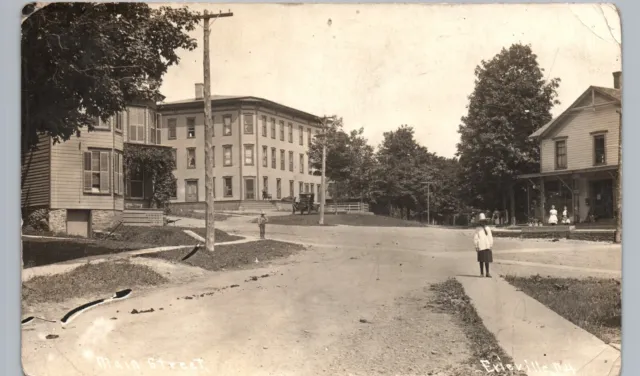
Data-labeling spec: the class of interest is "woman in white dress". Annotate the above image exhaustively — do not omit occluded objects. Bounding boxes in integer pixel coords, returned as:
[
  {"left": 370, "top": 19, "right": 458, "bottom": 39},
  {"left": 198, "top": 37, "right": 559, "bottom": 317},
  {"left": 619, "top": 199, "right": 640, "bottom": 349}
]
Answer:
[{"left": 548, "top": 205, "right": 558, "bottom": 225}]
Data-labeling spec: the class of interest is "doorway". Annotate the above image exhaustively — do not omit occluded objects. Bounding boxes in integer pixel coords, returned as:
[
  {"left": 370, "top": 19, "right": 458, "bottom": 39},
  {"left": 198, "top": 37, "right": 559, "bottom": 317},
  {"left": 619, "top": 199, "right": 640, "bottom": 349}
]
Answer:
[
  {"left": 67, "top": 209, "right": 91, "bottom": 238},
  {"left": 185, "top": 180, "right": 199, "bottom": 202},
  {"left": 245, "top": 177, "right": 256, "bottom": 200},
  {"left": 589, "top": 179, "right": 614, "bottom": 219}
]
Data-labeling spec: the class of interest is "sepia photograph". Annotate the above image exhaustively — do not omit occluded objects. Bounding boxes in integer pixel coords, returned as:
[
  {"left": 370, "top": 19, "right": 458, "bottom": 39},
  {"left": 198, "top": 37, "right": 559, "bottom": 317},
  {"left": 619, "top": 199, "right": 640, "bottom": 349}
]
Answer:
[{"left": 20, "top": 2, "right": 621, "bottom": 376}]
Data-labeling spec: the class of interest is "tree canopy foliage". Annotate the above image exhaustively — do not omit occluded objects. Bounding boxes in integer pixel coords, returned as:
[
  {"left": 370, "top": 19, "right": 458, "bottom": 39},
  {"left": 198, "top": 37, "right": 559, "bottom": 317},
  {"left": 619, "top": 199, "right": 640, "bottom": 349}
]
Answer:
[
  {"left": 21, "top": 3, "right": 200, "bottom": 149},
  {"left": 123, "top": 144, "right": 176, "bottom": 210},
  {"left": 456, "top": 43, "right": 560, "bottom": 209}
]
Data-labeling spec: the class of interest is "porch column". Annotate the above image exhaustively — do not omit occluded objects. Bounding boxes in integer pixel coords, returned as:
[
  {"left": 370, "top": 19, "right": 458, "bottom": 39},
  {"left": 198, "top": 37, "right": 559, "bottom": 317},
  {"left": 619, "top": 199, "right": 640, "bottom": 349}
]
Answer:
[
  {"left": 539, "top": 178, "right": 546, "bottom": 223},
  {"left": 526, "top": 183, "right": 531, "bottom": 219}
]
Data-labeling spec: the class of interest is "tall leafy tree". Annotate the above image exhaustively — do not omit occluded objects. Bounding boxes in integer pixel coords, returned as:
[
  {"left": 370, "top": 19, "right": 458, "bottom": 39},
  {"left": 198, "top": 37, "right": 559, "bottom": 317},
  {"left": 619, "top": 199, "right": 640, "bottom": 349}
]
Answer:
[
  {"left": 456, "top": 43, "right": 560, "bottom": 210},
  {"left": 21, "top": 3, "right": 200, "bottom": 149}
]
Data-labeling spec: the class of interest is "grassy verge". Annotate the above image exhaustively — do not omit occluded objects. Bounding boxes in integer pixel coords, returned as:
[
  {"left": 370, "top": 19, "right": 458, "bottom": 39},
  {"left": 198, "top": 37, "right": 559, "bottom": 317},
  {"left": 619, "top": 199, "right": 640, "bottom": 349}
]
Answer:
[
  {"left": 23, "top": 238, "right": 146, "bottom": 268},
  {"left": 253, "top": 213, "right": 427, "bottom": 227},
  {"left": 23, "top": 227, "right": 242, "bottom": 268},
  {"left": 430, "top": 278, "right": 527, "bottom": 376},
  {"left": 493, "top": 231, "right": 614, "bottom": 243},
  {"left": 22, "top": 259, "right": 168, "bottom": 308},
  {"left": 168, "top": 209, "right": 231, "bottom": 221},
  {"left": 504, "top": 275, "right": 621, "bottom": 344},
  {"left": 189, "top": 228, "right": 244, "bottom": 243},
  {"left": 139, "top": 240, "right": 305, "bottom": 271}
]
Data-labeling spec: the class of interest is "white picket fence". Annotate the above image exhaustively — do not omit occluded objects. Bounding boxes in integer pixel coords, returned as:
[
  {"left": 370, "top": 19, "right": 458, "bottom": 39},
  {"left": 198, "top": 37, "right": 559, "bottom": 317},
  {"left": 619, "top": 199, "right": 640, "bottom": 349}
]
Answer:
[{"left": 325, "top": 203, "right": 370, "bottom": 213}]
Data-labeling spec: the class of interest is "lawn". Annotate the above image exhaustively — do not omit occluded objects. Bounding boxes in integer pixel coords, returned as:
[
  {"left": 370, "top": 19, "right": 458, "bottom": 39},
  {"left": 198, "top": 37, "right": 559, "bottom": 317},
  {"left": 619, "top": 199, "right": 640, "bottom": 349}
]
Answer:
[
  {"left": 22, "top": 259, "right": 168, "bottom": 308},
  {"left": 254, "top": 213, "right": 427, "bottom": 227},
  {"left": 23, "top": 226, "right": 243, "bottom": 268},
  {"left": 23, "top": 238, "right": 146, "bottom": 268},
  {"left": 102, "top": 226, "right": 242, "bottom": 245},
  {"left": 430, "top": 278, "right": 527, "bottom": 376},
  {"left": 504, "top": 275, "right": 621, "bottom": 344},
  {"left": 139, "top": 240, "right": 305, "bottom": 271}
]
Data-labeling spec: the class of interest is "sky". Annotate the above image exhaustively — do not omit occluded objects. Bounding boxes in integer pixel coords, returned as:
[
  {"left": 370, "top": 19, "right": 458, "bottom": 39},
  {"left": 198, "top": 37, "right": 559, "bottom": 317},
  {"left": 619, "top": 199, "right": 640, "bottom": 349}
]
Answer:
[{"left": 158, "top": 3, "right": 621, "bottom": 158}]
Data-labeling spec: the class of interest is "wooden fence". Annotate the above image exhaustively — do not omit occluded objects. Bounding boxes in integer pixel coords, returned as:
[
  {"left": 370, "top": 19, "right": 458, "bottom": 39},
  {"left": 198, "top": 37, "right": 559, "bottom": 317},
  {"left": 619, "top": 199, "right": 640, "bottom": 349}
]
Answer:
[
  {"left": 122, "top": 209, "right": 164, "bottom": 226},
  {"left": 325, "top": 202, "right": 370, "bottom": 213}
]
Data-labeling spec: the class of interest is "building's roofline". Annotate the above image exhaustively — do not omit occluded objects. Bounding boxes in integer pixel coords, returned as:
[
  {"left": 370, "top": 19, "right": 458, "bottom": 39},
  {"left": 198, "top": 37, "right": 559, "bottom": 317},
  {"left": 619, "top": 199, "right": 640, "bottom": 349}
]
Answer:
[
  {"left": 157, "top": 95, "right": 322, "bottom": 123},
  {"left": 528, "top": 85, "right": 621, "bottom": 140}
]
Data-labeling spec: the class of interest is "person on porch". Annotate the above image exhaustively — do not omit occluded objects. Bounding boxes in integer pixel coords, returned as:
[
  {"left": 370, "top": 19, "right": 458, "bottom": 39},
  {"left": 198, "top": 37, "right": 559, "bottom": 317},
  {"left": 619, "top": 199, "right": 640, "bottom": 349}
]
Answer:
[
  {"left": 262, "top": 188, "right": 268, "bottom": 200},
  {"left": 562, "top": 206, "right": 571, "bottom": 224},
  {"left": 549, "top": 205, "right": 558, "bottom": 225}
]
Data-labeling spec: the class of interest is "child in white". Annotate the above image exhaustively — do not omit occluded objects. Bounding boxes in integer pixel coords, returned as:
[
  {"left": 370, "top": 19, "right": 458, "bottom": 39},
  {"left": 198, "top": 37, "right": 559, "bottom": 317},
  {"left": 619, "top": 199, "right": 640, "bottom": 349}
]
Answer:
[
  {"left": 548, "top": 205, "right": 558, "bottom": 225},
  {"left": 474, "top": 213, "right": 494, "bottom": 277}
]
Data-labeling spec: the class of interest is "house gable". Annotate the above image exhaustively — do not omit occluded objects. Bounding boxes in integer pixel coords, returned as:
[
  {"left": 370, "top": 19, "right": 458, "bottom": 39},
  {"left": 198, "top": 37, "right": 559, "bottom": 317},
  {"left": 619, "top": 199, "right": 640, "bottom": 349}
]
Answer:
[{"left": 538, "top": 88, "right": 620, "bottom": 173}]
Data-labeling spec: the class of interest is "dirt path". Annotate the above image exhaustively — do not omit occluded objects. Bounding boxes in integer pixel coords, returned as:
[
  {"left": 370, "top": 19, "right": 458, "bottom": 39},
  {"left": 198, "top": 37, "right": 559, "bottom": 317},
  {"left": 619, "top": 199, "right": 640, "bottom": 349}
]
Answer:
[{"left": 22, "top": 216, "right": 620, "bottom": 376}]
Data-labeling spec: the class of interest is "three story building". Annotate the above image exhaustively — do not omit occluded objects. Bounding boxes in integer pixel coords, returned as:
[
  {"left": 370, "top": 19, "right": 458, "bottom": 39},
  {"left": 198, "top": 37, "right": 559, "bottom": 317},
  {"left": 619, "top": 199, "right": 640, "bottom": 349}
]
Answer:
[{"left": 158, "top": 84, "right": 325, "bottom": 211}]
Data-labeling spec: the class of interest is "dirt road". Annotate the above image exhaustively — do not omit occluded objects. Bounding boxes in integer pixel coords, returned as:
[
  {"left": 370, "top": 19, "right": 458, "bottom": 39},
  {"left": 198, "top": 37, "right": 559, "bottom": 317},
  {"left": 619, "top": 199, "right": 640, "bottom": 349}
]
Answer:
[{"left": 22, "top": 217, "right": 620, "bottom": 376}]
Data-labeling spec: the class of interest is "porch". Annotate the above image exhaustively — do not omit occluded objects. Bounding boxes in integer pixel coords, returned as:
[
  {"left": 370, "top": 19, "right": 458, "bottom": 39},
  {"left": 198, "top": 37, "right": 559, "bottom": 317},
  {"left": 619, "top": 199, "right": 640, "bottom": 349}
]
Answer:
[{"left": 514, "top": 165, "right": 619, "bottom": 225}]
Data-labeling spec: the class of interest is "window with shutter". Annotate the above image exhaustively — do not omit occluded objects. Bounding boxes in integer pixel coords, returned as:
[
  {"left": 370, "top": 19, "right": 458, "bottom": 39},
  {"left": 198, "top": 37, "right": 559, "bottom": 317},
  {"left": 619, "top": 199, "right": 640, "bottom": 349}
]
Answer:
[
  {"left": 187, "top": 148, "right": 196, "bottom": 169},
  {"left": 299, "top": 154, "right": 304, "bottom": 174},
  {"left": 280, "top": 150, "right": 285, "bottom": 170},
  {"left": 271, "top": 147, "right": 276, "bottom": 168},
  {"left": 115, "top": 113, "right": 123, "bottom": 132},
  {"left": 270, "top": 118, "right": 276, "bottom": 139},
  {"left": 289, "top": 151, "right": 293, "bottom": 171},
  {"left": 262, "top": 146, "right": 268, "bottom": 167},
  {"left": 289, "top": 180, "right": 294, "bottom": 197},
  {"left": 279, "top": 121, "right": 285, "bottom": 141},
  {"left": 83, "top": 150, "right": 112, "bottom": 194},
  {"left": 261, "top": 116, "right": 267, "bottom": 137},
  {"left": 155, "top": 113, "right": 162, "bottom": 144},
  {"left": 299, "top": 125, "right": 303, "bottom": 145},
  {"left": 276, "top": 179, "right": 282, "bottom": 199},
  {"left": 288, "top": 123, "right": 293, "bottom": 143},
  {"left": 129, "top": 107, "right": 145, "bottom": 142}
]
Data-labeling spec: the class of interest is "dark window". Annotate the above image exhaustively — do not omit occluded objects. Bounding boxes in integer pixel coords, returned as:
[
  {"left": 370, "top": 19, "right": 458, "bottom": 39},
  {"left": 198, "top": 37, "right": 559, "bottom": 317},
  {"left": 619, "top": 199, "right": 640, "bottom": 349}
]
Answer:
[
  {"left": 187, "top": 118, "right": 196, "bottom": 138},
  {"left": 168, "top": 119, "right": 177, "bottom": 139},
  {"left": 594, "top": 135, "right": 606, "bottom": 165},
  {"left": 555, "top": 140, "right": 567, "bottom": 169}
]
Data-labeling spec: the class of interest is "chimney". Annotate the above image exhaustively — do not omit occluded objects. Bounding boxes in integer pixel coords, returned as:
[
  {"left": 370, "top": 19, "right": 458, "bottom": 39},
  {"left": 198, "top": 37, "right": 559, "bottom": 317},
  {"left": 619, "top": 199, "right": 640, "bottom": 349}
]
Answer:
[
  {"left": 613, "top": 71, "right": 621, "bottom": 90},
  {"left": 195, "top": 83, "right": 204, "bottom": 99}
]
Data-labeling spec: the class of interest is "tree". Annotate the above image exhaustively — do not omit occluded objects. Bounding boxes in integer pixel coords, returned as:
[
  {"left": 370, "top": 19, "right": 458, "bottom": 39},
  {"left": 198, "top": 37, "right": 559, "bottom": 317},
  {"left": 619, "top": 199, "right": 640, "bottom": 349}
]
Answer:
[
  {"left": 456, "top": 43, "right": 560, "bottom": 211},
  {"left": 309, "top": 117, "right": 351, "bottom": 198},
  {"left": 21, "top": 3, "right": 199, "bottom": 150}
]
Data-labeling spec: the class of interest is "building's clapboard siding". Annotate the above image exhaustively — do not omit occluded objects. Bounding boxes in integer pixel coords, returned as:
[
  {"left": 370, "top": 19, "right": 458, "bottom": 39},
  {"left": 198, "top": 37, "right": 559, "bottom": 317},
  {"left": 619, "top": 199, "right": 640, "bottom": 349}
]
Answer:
[
  {"left": 21, "top": 133, "right": 51, "bottom": 208},
  {"left": 540, "top": 92, "right": 619, "bottom": 173},
  {"left": 50, "top": 127, "right": 124, "bottom": 211}
]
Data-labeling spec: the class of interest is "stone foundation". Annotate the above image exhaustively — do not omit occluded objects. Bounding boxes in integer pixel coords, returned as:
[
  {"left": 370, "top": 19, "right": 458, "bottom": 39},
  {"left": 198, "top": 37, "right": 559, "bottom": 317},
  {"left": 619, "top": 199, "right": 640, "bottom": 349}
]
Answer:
[
  {"left": 48, "top": 209, "right": 67, "bottom": 234},
  {"left": 92, "top": 210, "right": 122, "bottom": 231}
]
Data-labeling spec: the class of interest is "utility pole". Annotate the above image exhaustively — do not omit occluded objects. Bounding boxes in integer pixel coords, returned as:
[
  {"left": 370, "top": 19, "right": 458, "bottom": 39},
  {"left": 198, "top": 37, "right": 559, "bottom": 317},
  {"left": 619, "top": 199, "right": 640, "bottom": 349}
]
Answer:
[
  {"left": 319, "top": 117, "right": 327, "bottom": 225},
  {"left": 428, "top": 183, "right": 431, "bottom": 225},
  {"left": 201, "top": 9, "right": 233, "bottom": 252}
]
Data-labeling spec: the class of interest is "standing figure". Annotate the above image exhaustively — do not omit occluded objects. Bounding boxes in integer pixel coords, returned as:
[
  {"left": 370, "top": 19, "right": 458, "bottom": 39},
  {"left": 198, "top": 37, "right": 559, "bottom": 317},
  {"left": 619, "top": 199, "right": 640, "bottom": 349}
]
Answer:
[
  {"left": 474, "top": 213, "right": 494, "bottom": 278},
  {"left": 562, "top": 206, "right": 571, "bottom": 224},
  {"left": 258, "top": 211, "right": 268, "bottom": 239},
  {"left": 548, "top": 205, "right": 558, "bottom": 225},
  {"left": 492, "top": 209, "right": 500, "bottom": 226}
]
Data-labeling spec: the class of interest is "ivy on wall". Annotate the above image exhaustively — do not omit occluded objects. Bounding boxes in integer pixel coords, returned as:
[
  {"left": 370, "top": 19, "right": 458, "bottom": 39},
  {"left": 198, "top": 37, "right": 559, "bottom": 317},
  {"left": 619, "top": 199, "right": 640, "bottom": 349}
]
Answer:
[{"left": 123, "top": 144, "right": 176, "bottom": 210}]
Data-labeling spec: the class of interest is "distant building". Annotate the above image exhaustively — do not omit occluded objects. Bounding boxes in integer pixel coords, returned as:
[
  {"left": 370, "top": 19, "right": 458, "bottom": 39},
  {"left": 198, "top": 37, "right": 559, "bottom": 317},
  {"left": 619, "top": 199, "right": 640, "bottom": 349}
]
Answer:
[
  {"left": 158, "top": 84, "right": 326, "bottom": 211},
  {"left": 517, "top": 71, "right": 621, "bottom": 224},
  {"left": 21, "top": 99, "right": 169, "bottom": 237}
]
